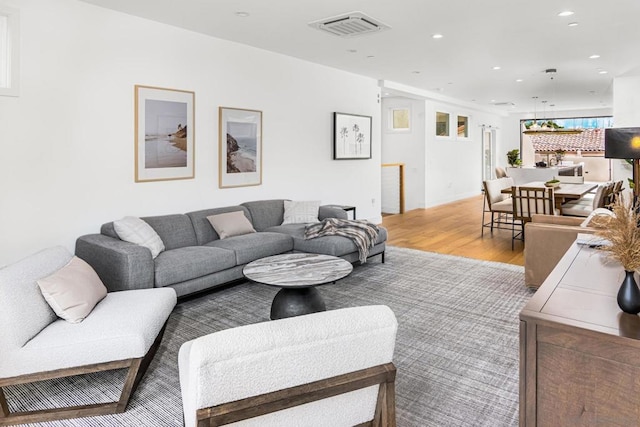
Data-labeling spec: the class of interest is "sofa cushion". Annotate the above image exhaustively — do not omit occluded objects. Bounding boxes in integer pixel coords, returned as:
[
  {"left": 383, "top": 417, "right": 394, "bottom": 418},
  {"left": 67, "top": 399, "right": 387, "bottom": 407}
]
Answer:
[
  {"left": 0, "top": 246, "right": 71, "bottom": 351},
  {"left": 2, "top": 288, "right": 176, "bottom": 378},
  {"left": 282, "top": 200, "right": 320, "bottom": 225},
  {"left": 154, "top": 246, "right": 237, "bottom": 288},
  {"left": 266, "top": 224, "right": 388, "bottom": 257},
  {"left": 206, "top": 232, "right": 293, "bottom": 265},
  {"left": 141, "top": 214, "right": 198, "bottom": 250},
  {"left": 207, "top": 211, "right": 256, "bottom": 239},
  {"left": 37, "top": 256, "right": 108, "bottom": 324},
  {"left": 187, "top": 206, "right": 252, "bottom": 245},
  {"left": 113, "top": 216, "right": 165, "bottom": 258},
  {"left": 241, "top": 200, "right": 286, "bottom": 231}
]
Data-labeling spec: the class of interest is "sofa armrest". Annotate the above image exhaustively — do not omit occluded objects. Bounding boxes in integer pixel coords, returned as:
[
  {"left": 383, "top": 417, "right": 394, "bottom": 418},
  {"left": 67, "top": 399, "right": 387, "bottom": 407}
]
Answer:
[
  {"left": 319, "top": 205, "right": 348, "bottom": 220},
  {"left": 524, "top": 222, "right": 596, "bottom": 288},
  {"left": 75, "top": 234, "right": 155, "bottom": 292}
]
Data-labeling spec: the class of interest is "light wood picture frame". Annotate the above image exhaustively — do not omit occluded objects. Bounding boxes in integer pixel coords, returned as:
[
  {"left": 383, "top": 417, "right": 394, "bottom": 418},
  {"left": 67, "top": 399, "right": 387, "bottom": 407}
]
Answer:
[
  {"left": 219, "top": 107, "right": 262, "bottom": 188},
  {"left": 135, "top": 85, "right": 195, "bottom": 182}
]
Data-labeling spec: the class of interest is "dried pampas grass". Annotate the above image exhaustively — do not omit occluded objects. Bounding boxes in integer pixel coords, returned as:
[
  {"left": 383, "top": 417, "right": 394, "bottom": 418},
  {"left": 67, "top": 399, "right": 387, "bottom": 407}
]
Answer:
[{"left": 595, "top": 196, "right": 640, "bottom": 271}]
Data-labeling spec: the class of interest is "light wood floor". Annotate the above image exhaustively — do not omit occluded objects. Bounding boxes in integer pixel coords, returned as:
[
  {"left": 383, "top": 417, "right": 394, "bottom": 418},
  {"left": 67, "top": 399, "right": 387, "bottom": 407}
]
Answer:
[{"left": 381, "top": 195, "right": 524, "bottom": 266}]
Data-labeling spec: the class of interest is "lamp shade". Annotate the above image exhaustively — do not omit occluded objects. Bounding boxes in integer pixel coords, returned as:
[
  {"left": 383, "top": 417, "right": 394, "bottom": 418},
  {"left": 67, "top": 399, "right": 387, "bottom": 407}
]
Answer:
[{"left": 605, "top": 127, "right": 640, "bottom": 159}]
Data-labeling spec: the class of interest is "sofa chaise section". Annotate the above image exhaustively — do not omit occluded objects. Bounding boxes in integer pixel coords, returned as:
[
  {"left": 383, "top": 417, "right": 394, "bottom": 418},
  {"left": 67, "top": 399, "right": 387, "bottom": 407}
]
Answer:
[{"left": 242, "top": 199, "right": 387, "bottom": 263}]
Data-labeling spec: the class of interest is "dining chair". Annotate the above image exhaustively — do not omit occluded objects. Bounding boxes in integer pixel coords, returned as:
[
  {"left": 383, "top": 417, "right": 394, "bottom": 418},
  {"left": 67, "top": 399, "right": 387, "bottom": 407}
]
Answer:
[
  {"left": 495, "top": 166, "right": 507, "bottom": 179},
  {"left": 561, "top": 182, "right": 613, "bottom": 217},
  {"left": 482, "top": 177, "right": 516, "bottom": 236},
  {"left": 511, "top": 186, "right": 556, "bottom": 249}
]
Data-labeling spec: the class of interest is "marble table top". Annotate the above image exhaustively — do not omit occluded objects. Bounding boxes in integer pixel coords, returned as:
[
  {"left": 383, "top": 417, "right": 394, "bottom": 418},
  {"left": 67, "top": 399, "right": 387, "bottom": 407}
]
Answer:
[{"left": 243, "top": 253, "right": 353, "bottom": 288}]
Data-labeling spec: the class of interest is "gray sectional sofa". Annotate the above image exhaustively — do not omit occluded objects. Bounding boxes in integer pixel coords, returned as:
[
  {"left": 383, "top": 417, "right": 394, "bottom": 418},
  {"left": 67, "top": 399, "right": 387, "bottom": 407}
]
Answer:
[{"left": 76, "top": 199, "right": 387, "bottom": 298}]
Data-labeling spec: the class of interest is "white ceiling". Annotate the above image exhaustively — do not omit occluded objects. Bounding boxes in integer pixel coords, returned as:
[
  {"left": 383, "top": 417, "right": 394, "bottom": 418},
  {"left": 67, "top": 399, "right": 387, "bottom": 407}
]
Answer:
[{"left": 81, "top": 0, "right": 640, "bottom": 113}]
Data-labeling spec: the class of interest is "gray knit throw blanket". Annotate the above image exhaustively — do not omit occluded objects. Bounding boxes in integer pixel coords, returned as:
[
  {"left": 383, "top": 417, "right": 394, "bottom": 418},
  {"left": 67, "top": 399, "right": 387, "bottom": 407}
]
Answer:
[{"left": 304, "top": 218, "right": 379, "bottom": 263}]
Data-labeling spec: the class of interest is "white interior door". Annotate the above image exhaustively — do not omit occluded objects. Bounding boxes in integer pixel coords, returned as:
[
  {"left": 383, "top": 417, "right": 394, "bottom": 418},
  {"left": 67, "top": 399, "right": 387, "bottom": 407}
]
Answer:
[{"left": 482, "top": 128, "right": 496, "bottom": 182}]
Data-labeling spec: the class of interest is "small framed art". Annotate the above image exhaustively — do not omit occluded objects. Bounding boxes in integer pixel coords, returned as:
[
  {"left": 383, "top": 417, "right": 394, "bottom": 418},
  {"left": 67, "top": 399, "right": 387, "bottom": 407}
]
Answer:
[
  {"left": 333, "top": 112, "right": 372, "bottom": 160},
  {"left": 219, "top": 107, "right": 262, "bottom": 188},
  {"left": 134, "top": 85, "right": 195, "bottom": 182}
]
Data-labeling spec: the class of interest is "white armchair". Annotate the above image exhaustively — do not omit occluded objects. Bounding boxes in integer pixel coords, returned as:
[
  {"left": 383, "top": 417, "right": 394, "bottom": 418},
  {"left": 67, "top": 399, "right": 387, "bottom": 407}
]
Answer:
[
  {"left": 178, "top": 305, "right": 398, "bottom": 427},
  {"left": 0, "top": 246, "right": 176, "bottom": 425}
]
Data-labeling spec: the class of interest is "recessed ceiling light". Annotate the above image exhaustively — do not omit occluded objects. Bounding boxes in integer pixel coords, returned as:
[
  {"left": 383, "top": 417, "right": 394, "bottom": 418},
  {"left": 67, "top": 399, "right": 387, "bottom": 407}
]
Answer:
[
  {"left": 568, "top": 22, "right": 579, "bottom": 27},
  {"left": 412, "top": 71, "right": 421, "bottom": 74},
  {"left": 235, "top": 11, "right": 250, "bottom": 17},
  {"left": 599, "top": 70, "right": 608, "bottom": 74},
  {"left": 367, "top": 55, "right": 375, "bottom": 58},
  {"left": 558, "top": 10, "right": 574, "bottom": 17},
  {"left": 589, "top": 54, "right": 600, "bottom": 59},
  {"left": 492, "top": 66, "right": 501, "bottom": 70},
  {"left": 516, "top": 79, "right": 523, "bottom": 82},
  {"left": 432, "top": 34, "right": 443, "bottom": 39},
  {"left": 347, "top": 49, "right": 357, "bottom": 53}
]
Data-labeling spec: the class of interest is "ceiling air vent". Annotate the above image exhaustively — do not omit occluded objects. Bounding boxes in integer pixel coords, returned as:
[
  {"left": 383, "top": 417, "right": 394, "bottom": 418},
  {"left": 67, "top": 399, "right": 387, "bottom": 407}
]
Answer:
[
  {"left": 309, "top": 12, "right": 390, "bottom": 37},
  {"left": 493, "top": 101, "right": 516, "bottom": 107}
]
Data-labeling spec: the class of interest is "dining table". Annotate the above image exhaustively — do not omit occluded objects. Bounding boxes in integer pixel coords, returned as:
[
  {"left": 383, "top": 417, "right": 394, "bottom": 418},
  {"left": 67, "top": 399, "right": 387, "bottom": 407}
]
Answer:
[{"left": 502, "top": 181, "right": 598, "bottom": 215}]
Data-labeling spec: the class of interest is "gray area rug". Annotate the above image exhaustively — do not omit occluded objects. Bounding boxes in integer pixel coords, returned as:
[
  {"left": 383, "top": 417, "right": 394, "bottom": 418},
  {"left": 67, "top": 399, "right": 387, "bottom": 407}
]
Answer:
[{"left": 6, "top": 246, "right": 534, "bottom": 426}]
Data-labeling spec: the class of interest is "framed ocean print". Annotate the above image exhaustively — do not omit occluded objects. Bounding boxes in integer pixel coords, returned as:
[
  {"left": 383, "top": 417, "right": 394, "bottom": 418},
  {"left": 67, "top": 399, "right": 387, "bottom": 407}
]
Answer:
[
  {"left": 333, "top": 112, "right": 372, "bottom": 160},
  {"left": 134, "top": 85, "right": 195, "bottom": 182},
  {"left": 219, "top": 107, "right": 262, "bottom": 188}
]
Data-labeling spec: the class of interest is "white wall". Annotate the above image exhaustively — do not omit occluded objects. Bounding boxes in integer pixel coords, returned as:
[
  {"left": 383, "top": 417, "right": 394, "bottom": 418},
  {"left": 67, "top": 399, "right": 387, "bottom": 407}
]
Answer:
[
  {"left": 380, "top": 90, "right": 505, "bottom": 209},
  {"left": 424, "top": 101, "right": 504, "bottom": 207},
  {"left": 612, "top": 75, "right": 640, "bottom": 184},
  {"left": 381, "top": 97, "right": 425, "bottom": 211},
  {"left": 0, "top": 0, "right": 382, "bottom": 266}
]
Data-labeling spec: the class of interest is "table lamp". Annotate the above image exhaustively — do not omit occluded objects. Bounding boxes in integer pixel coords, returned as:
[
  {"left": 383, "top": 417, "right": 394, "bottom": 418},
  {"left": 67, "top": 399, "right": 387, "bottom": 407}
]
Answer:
[{"left": 605, "top": 127, "right": 640, "bottom": 199}]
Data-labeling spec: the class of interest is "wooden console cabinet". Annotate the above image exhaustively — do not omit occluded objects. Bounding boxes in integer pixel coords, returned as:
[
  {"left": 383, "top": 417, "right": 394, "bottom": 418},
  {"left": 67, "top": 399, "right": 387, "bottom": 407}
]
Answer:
[{"left": 520, "top": 242, "right": 640, "bottom": 426}]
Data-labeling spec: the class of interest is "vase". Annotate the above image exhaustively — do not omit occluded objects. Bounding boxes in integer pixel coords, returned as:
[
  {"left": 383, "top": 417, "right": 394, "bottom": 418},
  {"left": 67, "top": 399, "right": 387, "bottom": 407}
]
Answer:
[{"left": 617, "top": 271, "right": 640, "bottom": 314}]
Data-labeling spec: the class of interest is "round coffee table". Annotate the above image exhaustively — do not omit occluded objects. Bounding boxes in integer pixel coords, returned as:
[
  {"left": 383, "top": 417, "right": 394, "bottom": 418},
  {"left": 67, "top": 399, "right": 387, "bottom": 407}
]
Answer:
[{"left": 243, "top": 253, "right": 353, "bottom": 320}]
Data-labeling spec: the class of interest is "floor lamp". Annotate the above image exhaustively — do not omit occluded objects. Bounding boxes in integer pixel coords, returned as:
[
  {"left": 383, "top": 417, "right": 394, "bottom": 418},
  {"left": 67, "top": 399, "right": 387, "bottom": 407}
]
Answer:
[{"left": 604, "top": 127, "right": 640, "bottom": 201}]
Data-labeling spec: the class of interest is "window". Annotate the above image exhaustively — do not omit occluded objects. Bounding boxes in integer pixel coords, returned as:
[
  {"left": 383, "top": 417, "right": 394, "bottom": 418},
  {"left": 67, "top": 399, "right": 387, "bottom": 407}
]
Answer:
[
  {"left": 457, "top": 115, "right": 469, "bottom": 138},
  {"left": 0, "top": 5, "right": 19, "bottom": 97},
  {"left": 436, "top": 111, "right": 449, "bottom": 136}
]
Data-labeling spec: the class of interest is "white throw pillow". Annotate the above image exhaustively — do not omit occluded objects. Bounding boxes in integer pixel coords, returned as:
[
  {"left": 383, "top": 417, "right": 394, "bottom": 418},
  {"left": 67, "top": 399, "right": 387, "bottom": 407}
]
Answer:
[
  {"left": 113, "top": 216, "right": 165, "bottom": 258},
  {"left": 282, "top": 200, "right": 321, "bottom": 225},
  {"left": 207, "top": 211, "right": 256, "bottom": 239},
  {"left": 580, "top": 207, "right": 615, "bottom": 228},
  {"left": 37, "top": 256, "right": 108, "bottom": 323}
]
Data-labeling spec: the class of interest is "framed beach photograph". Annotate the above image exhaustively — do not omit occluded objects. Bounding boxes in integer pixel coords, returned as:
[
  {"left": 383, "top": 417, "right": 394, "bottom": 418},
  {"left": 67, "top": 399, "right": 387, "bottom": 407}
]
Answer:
[
  {"left": 135, "top": 85, "right": 195, "bottom": 182},
  {"left": 219, "top": 107, "right": 262, "bottom": 188},
  {"left": 333, "top": 112, "right": 372, "bottom": 160}
]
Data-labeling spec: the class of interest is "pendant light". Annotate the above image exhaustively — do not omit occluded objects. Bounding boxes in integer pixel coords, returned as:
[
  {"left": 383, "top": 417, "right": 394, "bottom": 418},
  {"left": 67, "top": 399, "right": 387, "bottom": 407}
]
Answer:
[{"left": 523, "top": 68, "right": 583, "bottom": 135}]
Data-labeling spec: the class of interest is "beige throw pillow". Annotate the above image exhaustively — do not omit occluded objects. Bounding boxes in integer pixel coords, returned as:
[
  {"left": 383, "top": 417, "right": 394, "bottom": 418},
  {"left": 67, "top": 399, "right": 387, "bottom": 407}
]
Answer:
[
  {"left": 37, "top": 256, "right": 108, "bottom": 323},
  {"left": 113, "top": 216, "right": 165, "bottom": 258},
  {"left": 207, "top": 211, "right": 256, "bottom": 239},
  {"left": 282, "top": 200, "right": 321, "bottom": 224}
]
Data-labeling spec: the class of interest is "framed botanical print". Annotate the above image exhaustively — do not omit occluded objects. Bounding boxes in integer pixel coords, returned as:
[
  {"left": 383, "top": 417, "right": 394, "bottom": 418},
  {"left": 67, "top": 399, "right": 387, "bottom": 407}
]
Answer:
[
  {"left": 333, "top": 112, "right": 372, "bottom": 160},
  {"left": 134, "top": 85, "right": 195, "bottom": 182},
  {"left": 219, "top": 107, "right": 262, "bottom": 188}
]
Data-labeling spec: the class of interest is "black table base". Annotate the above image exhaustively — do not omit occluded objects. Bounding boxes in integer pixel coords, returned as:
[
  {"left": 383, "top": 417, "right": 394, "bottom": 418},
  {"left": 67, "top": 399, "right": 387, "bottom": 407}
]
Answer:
[{"left": 270, "top": 287, "right": 326, "bottom": 320}]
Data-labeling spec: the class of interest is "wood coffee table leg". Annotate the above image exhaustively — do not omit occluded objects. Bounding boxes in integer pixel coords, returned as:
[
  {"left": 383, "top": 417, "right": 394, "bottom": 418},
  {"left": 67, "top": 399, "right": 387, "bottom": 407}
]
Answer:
[{"left": 270, "top": 287, "right": 326, "bottom": 320}]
